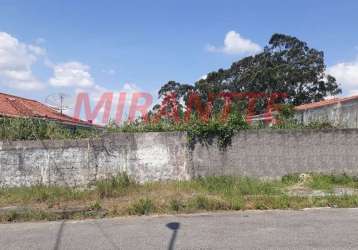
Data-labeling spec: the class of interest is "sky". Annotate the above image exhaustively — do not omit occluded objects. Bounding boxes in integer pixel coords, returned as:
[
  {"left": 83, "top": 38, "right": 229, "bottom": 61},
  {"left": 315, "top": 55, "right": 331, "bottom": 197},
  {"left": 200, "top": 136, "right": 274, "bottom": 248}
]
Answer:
[{"left": 1, "top": 0, "right": 358, "bottom": 121}]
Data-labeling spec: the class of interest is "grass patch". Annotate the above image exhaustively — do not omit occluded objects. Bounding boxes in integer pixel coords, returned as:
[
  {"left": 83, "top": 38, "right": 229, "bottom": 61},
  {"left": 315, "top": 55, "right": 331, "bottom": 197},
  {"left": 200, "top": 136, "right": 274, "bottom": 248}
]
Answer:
[
  {"left": 0, "top": 209, "right": 60, "bottom": 223},
  {"left": 0, "top": 117, "right": 101, "bottom": 141},
  {"left": 95, "top": 173, "right": 134, "bottom": 198},
  {"left": 0, "top": 185, "right": 91, "bottom": 207},
  {"left": 307, "top": 174, "right": 358, "bottom": 191},
  {"left": 1, "top": 173, "right": 358, "bottom": 223},
  {"left": 169, "top": 198, "right": 185, "bottom": 212},
  {"left": 281, "top": 174, "right": 301, "bottom": 185},
  {"left": 128, "top": 198, "right": 155, "bottom": 215}
]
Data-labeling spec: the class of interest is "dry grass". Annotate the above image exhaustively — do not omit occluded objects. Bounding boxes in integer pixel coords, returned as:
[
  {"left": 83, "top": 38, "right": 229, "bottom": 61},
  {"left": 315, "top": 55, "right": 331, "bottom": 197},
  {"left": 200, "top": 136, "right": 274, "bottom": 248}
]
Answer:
[{"left": 1, "top": 173, "right": 358, "bottom": 223}]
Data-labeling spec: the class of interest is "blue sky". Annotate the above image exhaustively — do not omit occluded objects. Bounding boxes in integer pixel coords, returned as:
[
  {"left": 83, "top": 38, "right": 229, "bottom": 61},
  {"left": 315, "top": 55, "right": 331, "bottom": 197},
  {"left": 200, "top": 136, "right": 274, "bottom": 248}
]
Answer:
[{"left": 1, "top": 0, "right": 358, "bottom": 119}]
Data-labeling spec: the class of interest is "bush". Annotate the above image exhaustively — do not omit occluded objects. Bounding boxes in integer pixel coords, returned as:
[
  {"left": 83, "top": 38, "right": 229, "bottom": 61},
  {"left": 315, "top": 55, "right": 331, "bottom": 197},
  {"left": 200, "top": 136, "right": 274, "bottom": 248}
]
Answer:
[
  {"left": 191, "top": 196, "right": 210, "bottom": 210},
  {"left": 169, "top": 198, "right": 185, "bottom": 212},
  {"left": 227, "top": 197, "right": 244, "bottom": 210},
  {"left": 89, "top": 201, "right": 102, "bottom": 211},
  {"left": 107, "top": 112, "right": 249, "bottom": 149},
  {"left": 128, "top": 198, "right": 155, "bottom": 215},
  {"left": 282, "top": 174, "right": 301, "bottom": 185}
]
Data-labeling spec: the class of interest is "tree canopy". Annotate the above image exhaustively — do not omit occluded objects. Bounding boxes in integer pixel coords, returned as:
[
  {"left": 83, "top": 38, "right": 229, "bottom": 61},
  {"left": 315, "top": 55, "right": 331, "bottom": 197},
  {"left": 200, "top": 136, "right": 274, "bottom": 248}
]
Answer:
[{"left": 158, "top": 33, "right": 341, "bottom": 112}]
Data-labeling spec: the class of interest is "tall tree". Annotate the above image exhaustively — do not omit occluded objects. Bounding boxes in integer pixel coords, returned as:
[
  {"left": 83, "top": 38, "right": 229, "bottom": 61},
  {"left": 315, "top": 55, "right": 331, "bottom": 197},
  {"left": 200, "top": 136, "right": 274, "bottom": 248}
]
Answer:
[
  {"left": 158, "top": 33, "right": 341, "bottom": 114},
  {"left": 158, "top": 81, "right": 194, "bottom": 101},
  {"left": 196, "top": 33, "right": 341, "bottom": 106}
]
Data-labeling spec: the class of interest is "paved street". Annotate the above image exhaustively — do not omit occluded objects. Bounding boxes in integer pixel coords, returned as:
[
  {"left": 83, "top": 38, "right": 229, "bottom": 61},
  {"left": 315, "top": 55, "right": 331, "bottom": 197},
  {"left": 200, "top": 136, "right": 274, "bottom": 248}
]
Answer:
[{"left": 0, "top": 208, "right": 358, "bottom": 250}]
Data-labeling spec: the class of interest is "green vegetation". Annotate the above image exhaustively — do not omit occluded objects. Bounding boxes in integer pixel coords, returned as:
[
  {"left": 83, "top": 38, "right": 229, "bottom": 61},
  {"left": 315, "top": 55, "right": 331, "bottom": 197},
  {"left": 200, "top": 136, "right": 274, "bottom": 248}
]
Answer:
[
  {"left": 0, "top": 117, "right": 100, "bottom": 141},
  {"left": 107, "top": 113, "right": 337, "bottom": 149},
  {"left": 0, "top": 209, "right": 60, "bottom": 223},
  {"left": 1, "top": 173, "right": 358, "bottom": 223},
  {"left": 157, "top": 33, "right": 341, "bottom": 116},
  {"left": 0, "top": 34, "right": 342, "bottom": 145},
  {"left": 1, "top": 113, "right": 338, "bottom": 157},
  {"left": 129, "top": 198, "right": 155, "bottom": 215},
  {"left": 0, "top": 107, "right": 336, "bottom": 150},
  {"left": 108, "top": 112, "right": 249, "bottom": 148},
  {"left": 307, "top": 173, "right": 358, "bottom": 191},
  {"left": 95, "top": 173, "right": 133, "bottom": 198}
]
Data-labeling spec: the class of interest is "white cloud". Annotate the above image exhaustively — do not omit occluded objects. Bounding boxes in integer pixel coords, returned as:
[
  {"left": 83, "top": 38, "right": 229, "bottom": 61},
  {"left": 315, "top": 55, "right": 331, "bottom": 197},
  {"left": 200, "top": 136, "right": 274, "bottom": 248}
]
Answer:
[
  {"left": 0, "top": 32, "right": 151, "bottom": 125},
  {"left": 49, "top": 61, "right": 94, "bottom": 88},
  {"left": 207, "top": 31, "right": 262, "bottom": 55},
  {"left": 0, "top": 32, "right": 44, "bottom": 90},
  {"left": 27, "top": 44, "right": 46, "bottom": 56},
  {"left": 327, "top": 58, "right": 358, "bottom": 95},
  {"left": 48, "top": 60, "right": 142, "bottom": 124}
]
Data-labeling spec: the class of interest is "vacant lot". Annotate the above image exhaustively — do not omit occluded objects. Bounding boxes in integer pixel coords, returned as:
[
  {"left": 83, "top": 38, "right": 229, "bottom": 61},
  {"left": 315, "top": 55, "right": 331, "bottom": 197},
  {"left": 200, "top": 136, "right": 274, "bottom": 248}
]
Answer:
[{"left": 1, "top": 173, "right": 358, "bottom": 223}]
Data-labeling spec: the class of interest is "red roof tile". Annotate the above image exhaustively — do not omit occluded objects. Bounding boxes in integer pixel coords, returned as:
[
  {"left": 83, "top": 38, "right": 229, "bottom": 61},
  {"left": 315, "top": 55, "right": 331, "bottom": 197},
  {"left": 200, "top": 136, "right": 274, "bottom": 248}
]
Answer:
[
  {"left": 295, "top": 95, "right": 358, "bottom": 111},
  {"left": 0, "top": 92, "right": 94, "bottom": 127}
]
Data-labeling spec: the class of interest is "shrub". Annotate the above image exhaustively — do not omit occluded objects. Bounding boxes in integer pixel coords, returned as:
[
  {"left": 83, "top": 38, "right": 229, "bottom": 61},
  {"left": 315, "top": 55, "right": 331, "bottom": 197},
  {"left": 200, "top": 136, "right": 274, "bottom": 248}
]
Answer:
[
  {"left": 89, "top": 201, "right": 102, "bottom": 211},
  {"left": 191, "top": 196, "right": 210, "bottom": 210},
  {"left": 107, "top": 112, "right": 249, "bottom": 149},
  {"left": 227, "top": 197, "right": 244, "bottom": 210},
  {"left": 282, "top": 174, "right": 301, "bottom": 185},
  {"left": 128, "top": 198, "right": 155, "bottom": 215},
  {"left": 169, "top": 198, "right": 185, "bottom": 212}
]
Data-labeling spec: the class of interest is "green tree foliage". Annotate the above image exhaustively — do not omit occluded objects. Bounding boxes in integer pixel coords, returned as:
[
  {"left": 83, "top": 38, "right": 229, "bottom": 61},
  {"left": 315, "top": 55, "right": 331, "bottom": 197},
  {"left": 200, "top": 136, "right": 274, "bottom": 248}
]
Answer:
[
  {"left": 158, "top": 80, "right": 194, "bottom": 100},
  {"left": 159, "top": 33, "right": 341, "bottom": 111},
  {"left": 153, "top": 80, "right": 194, "bottom": 115}
]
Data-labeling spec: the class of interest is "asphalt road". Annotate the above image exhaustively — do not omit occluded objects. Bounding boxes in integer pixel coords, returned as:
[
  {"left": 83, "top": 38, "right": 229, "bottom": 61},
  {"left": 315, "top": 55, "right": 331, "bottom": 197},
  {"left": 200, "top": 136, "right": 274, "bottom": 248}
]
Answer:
[{"left": 0, "top": 208, "right": 358, "bottom": 250}]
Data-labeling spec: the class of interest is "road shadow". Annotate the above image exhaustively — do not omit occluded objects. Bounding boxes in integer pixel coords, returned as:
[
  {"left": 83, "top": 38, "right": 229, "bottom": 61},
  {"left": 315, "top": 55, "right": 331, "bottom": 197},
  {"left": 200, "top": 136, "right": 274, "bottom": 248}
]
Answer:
[
  {"left": 93, "top": 221, "right": 121, "bottom": 249},
  {"left": 54, "top": 221, "right": 65, "bottom": 250},
  {"left": 166, "top": 222, "right": 180, "bottom": 250}
]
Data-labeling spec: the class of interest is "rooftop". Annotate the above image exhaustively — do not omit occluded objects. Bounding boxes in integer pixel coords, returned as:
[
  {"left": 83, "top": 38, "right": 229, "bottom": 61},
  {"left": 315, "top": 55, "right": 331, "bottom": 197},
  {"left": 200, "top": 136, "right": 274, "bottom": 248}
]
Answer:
[
  {"left": 0, "top": 92, "right": 94, "bottom": 127},
  {"left": 295, "top": 95, "right": 358, "bottom": 111}
]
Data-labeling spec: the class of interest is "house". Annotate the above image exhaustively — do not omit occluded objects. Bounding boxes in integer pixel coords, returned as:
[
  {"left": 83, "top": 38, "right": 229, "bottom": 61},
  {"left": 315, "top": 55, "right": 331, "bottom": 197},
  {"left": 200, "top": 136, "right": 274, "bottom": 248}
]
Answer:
[
  {"left": 295, "top": 95, "right": 358, "bottom": 128},
  {"left": 0, "top": 92, "right": 95, "bottom": 128}
]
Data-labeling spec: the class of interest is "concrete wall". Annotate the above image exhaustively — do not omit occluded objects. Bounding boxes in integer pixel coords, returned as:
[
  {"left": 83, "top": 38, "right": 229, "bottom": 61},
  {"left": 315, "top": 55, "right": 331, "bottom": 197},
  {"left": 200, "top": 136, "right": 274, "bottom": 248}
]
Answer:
[
  {"left": 0, "top": 133, "right": 190, "bottom": 187},
  {"left": 1, "top": 130, "right": 358, "bottom": 187},
  {"left": 295, "top": 99, "right": 358, "bottom": 128},
  {"left": 192, "top": 129, "right": 358, "bottom": 178}
]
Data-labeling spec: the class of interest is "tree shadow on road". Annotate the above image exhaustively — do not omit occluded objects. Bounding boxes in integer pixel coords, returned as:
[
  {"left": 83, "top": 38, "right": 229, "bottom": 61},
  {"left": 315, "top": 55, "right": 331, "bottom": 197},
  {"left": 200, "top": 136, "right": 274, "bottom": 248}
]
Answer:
[
  {"left": 93, "top": 220, "right": 121, "bottom": 249},
  {"left": 166, "top": 222, "right": 180, "bottom": 250},
  {"left": 54, "top": 221, "right": 65, "bottom": 250}
]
